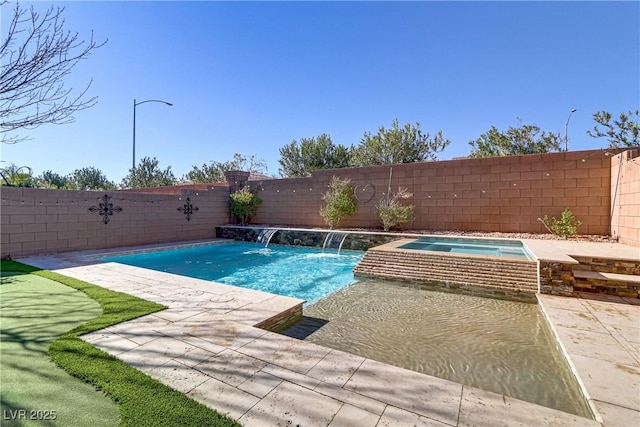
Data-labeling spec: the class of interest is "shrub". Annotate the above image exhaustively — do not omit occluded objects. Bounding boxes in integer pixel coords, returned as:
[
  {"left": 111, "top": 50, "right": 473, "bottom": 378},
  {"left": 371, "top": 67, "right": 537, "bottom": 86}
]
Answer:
[
  {"left": 538, "top": 208, "right": 582, "bottom": 239},
  {"left": 376, "top": 187, "right": 415, "bottom": 231},
  {"left": 229, "top": 186, "right": 261, "bottom": 225},
  {"left": 320, "top": 176, "right": 357, "bottom": 229}
]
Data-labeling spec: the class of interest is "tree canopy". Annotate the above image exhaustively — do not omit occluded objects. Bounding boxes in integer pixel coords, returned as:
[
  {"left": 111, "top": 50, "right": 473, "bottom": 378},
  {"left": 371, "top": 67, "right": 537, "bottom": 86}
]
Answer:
[
  {"left": 587, "top": 110, "right": 639, "bottom": 148},
  {"left": 350, "top": 119, "right": 449, "bottom": 167},
  {"left": 67, "top": 167, "right": 115, "bottom": 190},
  {"left": 0, "top": 1, "right": 106, "bottom": 143},
  {"left": 278, "top": 134, "right": 350, "bottom": 178},
  {"left": 35, "top": 170, "right": 70, "bottom": 189},
  {"left": 121, "top": 157, "right": 176, "bottom": 188},
  {"left": 183, "top": 153, "right": 268, "bottom": 183},
  {"left": 468, "top": 123, "right": 562, "bottom": 158},
  {"left": 0, "top": 163, "right": 33, "bottom": 187}
]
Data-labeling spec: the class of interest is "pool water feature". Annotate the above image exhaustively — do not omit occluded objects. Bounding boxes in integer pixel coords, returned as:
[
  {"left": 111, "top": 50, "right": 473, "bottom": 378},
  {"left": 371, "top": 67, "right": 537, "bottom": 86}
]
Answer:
[
  {"left": 283, "top": 279, "right": 592, "bottom": 418},
  {"left": 398, "top": 236, "right": 534, "bottom": 259},
  {"left": 102, "top": 242, "right": 362, "bottom": 305}
]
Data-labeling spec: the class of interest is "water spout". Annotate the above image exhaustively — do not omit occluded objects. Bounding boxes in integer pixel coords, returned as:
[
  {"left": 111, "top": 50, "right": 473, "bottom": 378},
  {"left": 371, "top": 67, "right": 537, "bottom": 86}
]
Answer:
[
  {"left": 257, "top": 228, "right": 279, "bottom": 247},
  {"left": 323, "top": 232, "right": 349, "bottom": 254}
]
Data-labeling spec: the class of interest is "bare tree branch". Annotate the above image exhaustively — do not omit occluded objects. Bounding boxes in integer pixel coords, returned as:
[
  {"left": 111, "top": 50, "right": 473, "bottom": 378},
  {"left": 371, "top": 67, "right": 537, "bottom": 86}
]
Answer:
[{"left": 0, "top": 0, "right": 107, "bottom": 143}]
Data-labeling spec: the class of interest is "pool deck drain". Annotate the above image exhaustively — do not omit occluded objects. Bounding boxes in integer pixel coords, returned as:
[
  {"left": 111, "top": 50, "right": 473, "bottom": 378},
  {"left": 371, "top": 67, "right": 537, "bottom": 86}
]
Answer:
[{"left": 18, "top": 242, "right": 639, "bottom": 427}]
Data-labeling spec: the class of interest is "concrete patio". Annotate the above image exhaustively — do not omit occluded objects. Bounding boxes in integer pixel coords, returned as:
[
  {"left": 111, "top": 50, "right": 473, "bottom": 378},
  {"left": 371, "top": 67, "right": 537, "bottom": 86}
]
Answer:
[{"left": 17, "top": 239, "right": 639, "bottom": 427}]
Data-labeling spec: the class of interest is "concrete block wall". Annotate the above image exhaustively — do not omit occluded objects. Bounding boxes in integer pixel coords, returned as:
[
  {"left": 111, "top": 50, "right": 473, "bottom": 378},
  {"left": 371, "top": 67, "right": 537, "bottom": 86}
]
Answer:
[
  {"left": 3, "top": 148, "right": 637, "bottom": 257},
  {"left": 1, "top": 186, "right": 229, "bottom": 258},
  {"left": 250, "top": 149, "right": 615, "bottom": 235},
  {"left": 610, "top": 149, "right": 640, "bottom": 247}
]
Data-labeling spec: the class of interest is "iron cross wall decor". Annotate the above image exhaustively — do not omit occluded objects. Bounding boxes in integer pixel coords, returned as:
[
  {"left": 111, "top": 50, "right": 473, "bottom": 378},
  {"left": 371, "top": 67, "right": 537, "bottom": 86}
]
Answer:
[
  {"left": 88, "top": 194, "right": 123, "bottom": 224},
  {"left": 178, "top": 197, "right": 199, "bottom": 221}
]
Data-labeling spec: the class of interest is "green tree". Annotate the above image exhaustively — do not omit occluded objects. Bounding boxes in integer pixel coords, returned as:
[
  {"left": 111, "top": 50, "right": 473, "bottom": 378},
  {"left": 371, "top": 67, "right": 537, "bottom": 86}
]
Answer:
[
  {"left": 35, "top": 170, "right": 70, "bottom": 189},
  {"left": 319, "top": 176, "right": 357, "bottom": 229},
  {"left": 67, "top": 166, "right": 115, "bottom": 190},
  {"left": 1, "top": 1, "right": 106, "bottom": 143},
  {"left": 183, "top": 162, "right": 226, "bottom": 183},
  {"left": 121, "top": 157, "right": 175, "bottom": 188},
  {"left": 538, "top": 208, "right": 582, "bottom": 239},
  {"left": 350, "top": 119, "right": 449, "bottom": 167},
  {"left": 278, "top": 134, "right": 351, "bottom": 177},
  {"left": 587, "top": 110, "right": 639, "bottom": 148},
  {"left": 376, "top": 187, "right": 415, "bottom": 232},
  {"left": 0, "top": 163, "right": 33, "bottom": 187},
  {"left": 183, "top": 153, "right": 268, "bottom": 183},
  {"left": 227, "top": 153, "right": 268, "bottom": 176},
  {"left": 229, "top": 186, "right": 262, "bottom": 225},
  {"left": 468, "top": 123, "right": 562, "bottom": 158}
]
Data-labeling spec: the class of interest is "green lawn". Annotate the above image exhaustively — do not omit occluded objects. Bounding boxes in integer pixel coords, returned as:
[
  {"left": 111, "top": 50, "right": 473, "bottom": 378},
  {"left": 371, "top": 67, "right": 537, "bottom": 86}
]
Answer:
[{"left": 0, "top": 260, "right": 241, "bottom": 427}]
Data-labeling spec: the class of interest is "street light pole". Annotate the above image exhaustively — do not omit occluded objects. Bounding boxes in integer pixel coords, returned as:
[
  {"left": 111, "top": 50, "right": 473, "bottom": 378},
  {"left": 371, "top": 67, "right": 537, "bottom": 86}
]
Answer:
[
  {"left": 564, "top": 108, "right": 577, "bottom": 152},
  {"left": 132, "top": 98, "right": 173, "bottom": 169}
]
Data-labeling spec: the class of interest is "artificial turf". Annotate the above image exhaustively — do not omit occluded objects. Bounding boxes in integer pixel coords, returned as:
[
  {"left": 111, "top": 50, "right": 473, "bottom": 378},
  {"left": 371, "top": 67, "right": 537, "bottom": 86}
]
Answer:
[{"left": 0, "top": 260, "right": 242, "bottom": 427}]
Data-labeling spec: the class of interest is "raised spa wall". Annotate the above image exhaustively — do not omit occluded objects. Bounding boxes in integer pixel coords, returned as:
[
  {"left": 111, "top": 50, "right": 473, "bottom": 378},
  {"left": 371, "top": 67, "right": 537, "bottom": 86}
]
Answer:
[{"left": 216, "top": 226, "right": 402, "bottom": 251}]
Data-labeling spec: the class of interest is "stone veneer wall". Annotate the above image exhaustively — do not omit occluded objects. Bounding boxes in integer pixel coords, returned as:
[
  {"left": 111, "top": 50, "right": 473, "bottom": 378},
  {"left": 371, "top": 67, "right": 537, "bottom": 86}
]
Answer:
[
  {"left": 216, "top": 226, "right": 404, "bottom": 251},
  {"left": 539, "top": 261, "right": 575, "bottom": 297},
  {"left": 353, "top": 246, "right": 539, "bottom": 302},
  {"left": 1, "top": 186, "right": 229, "bottom": 258},
  {"left": 610, "top": 149, "right": 640, "bottom": 247},
  {"left": 540, "top": 258, "right": 640, "bottom": 298}
]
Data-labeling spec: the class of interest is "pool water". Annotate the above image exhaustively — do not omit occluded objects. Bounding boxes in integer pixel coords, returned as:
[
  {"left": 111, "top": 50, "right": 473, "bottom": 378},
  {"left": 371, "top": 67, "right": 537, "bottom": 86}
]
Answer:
[
  {"left": 399, "top": 236, "right": 533, "bottom": 259},
  {"left": 283, "top": 279, "right": 592, "bottom": 418},
  {"left": 102, "top": 242, "right": 362, "bottom": 304}
]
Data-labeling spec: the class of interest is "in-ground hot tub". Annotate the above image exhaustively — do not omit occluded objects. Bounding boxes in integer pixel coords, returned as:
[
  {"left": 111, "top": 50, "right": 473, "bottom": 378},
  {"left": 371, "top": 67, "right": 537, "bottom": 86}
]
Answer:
[
  {"left": 397, "top": 236, "right": 534, "bottom": 260},
  {"left": 353, "top": 237, "right": 539, "bottom": 300}
]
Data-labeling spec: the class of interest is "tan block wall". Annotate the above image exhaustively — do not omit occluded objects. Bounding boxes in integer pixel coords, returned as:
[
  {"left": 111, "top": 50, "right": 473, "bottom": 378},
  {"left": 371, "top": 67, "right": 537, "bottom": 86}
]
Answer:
[
  {"left": 251, "top": 149, "right": 615, "bottom": 235},
  {"left": 3, "top": 148, "right": 635, "bottom": 257},
  {"left": 610, "top": 150, "right": 640, "bottom": 247},
  {"left": 1, "top": 186, "right": 229, "bottom": 258}
]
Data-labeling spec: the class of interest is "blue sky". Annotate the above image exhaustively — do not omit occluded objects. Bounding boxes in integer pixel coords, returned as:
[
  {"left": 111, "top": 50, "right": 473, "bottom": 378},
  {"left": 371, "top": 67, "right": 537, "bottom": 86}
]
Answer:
[{"left": 2, "top": 1, "right": 639, "bottom": 182}]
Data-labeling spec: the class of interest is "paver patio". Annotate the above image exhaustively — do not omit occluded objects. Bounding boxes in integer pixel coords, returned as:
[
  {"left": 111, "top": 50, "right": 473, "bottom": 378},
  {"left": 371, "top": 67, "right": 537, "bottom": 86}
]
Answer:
[{"left": 18, "top": 239, "right": 639, "bottom": 427}]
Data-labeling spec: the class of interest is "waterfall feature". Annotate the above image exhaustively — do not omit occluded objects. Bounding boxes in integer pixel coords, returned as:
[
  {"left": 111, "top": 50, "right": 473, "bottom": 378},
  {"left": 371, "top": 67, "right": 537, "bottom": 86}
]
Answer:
[
  {"left": 256, "top": 228, "right": 279, "bottom": 247},
  {"left": 322, "top": 232, "right": 349, "bottom": 255}
]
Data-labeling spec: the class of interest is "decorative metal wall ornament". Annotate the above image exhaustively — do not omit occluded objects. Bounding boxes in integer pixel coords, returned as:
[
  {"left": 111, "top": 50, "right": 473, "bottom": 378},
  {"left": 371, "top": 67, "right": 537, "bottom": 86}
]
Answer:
[
  {"left": 354, "top": 184, "right": 376, "bottom": 203},
  {"left": 88, "top": 194, "right": 123, "bottom": 224},
  {"left": 178, "top": 197, "right": 199, "bottom": 221}
]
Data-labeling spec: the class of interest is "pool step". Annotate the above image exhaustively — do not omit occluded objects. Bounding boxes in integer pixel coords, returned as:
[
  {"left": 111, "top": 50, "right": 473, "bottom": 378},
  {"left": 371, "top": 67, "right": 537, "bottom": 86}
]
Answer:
[
  {"left": 572, "top": 270, "right": 640, "bottom": 298},
  {"left": 354, "top": 248, "right": 539, "bottom": 297}
]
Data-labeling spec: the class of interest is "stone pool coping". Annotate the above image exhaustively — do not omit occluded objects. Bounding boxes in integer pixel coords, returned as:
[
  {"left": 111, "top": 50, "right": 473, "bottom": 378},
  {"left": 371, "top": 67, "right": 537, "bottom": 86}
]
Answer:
[{"left": 16, "top": 239, "right": 639, "bottom": 426}]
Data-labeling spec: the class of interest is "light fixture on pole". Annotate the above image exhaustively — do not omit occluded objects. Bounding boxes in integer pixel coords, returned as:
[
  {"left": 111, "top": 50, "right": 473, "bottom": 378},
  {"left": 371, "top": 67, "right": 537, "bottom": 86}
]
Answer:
[
  {"left": 133, "top": 99, "right": 173, "bottom": 169},
  {"left": 564, "top": 108, "right": 577, "bottom": 152}
]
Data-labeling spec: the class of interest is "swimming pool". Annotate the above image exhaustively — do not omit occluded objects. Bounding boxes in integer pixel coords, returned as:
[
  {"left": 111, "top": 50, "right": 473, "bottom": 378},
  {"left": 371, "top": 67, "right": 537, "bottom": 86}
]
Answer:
[
  {"left": 398, "top": 236, "right": 534, "bottom": 259},
  {"left": 102, "top": 242, "right": 363, "bottom": 305}
]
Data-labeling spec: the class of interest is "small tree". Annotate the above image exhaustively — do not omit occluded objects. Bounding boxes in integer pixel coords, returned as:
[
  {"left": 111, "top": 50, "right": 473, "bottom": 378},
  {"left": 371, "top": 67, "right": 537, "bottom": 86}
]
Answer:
[
  {"left": 0, "top": 163, "right": 33, "bottom": 187},
  {"left": 376, "top": 187, "right": 415, "bottom": 231},
  {"left": 538, "top": 208, "right": 582, "bottom": 239},
  {"left": 278, "top": 134, "right": 351, "bottom": 178},
  {"left": 121, "top": 156, "right": 175, "bottom": 188},
  {"left": 350, "top": 119, "right": 450, "bottom": 167},
  {"left": 67, "top": 166, "right": 114, "bottom": 190},
  {"left": 35, "top": 170, "right": 70, "bottom": 189},
  {"left": 319, "top": 176, "right": 357, "bottom": 229},
  {"left": 587, "top": 110, "right": 639, "bottom": 148},
  {"left": 469, "top": 122, "right": 562, "bottom": 158},
  {"left": 229, "top": 186, "right": 261, "bottom": 225}
]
